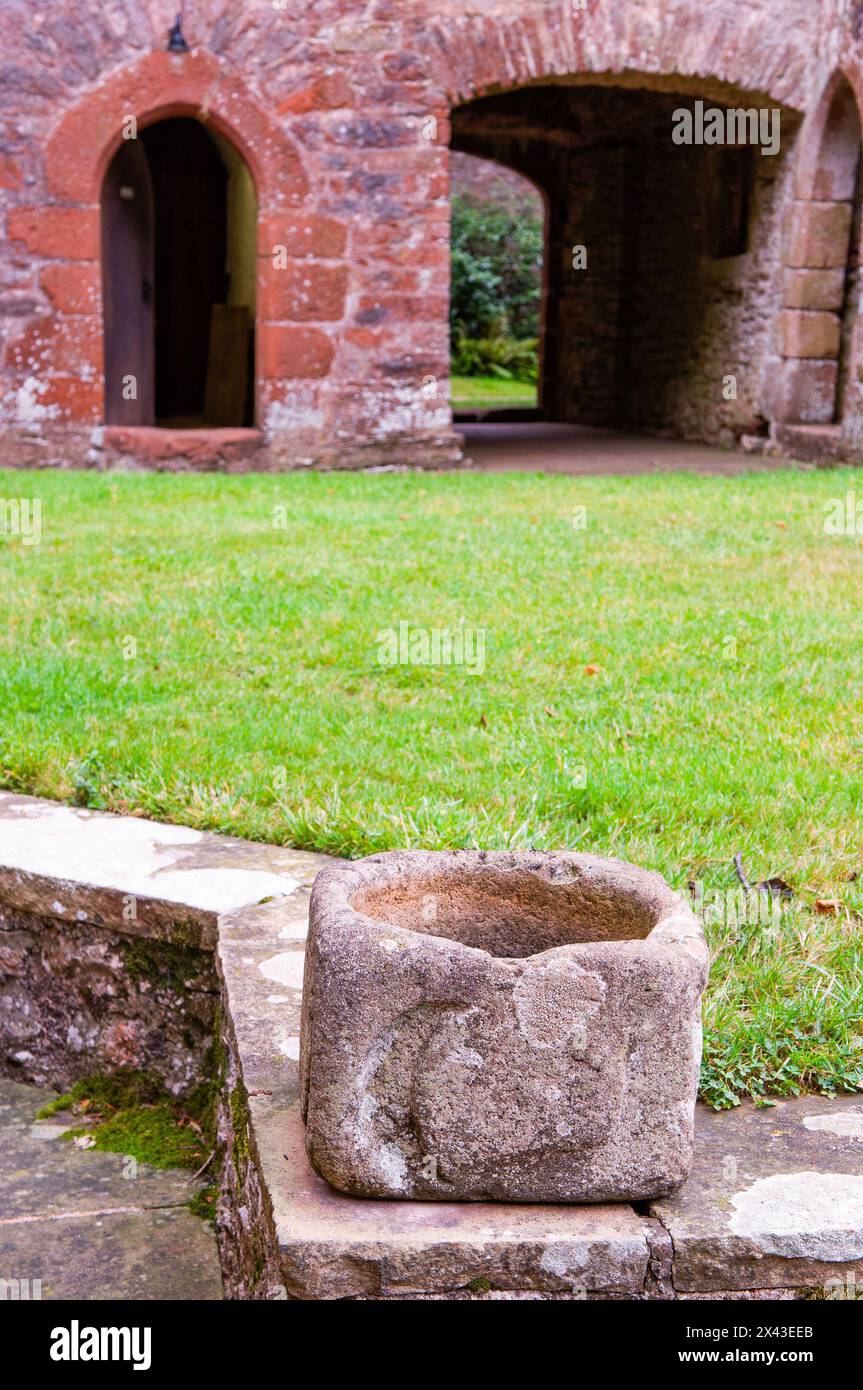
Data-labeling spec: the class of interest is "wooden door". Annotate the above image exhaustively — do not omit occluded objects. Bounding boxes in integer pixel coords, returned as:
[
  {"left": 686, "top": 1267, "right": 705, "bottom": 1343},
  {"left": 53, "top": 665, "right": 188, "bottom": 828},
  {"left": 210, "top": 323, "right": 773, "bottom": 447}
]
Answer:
[
  {"left": 101, "top": 140, "right": 155, "bottom": 425},
  {"left": 141, "top": 119, "right": 228, "bottom": 423}
]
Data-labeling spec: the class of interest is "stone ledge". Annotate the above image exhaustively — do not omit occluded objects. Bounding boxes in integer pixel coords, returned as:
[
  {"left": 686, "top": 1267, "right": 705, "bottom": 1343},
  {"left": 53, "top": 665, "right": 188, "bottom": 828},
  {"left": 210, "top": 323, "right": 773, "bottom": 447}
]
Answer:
[
  {"left": 0, "top": 792, "right": 325, "bottom": 948},
  {"left": 102, "top": 427, "right": 265, "bottom": 471},
  {"left": 651, "top": 1097, "right": 863, "bottom": 1294},
  {"left": 770, "top": 422, "right": 846, "bottom": 465}
]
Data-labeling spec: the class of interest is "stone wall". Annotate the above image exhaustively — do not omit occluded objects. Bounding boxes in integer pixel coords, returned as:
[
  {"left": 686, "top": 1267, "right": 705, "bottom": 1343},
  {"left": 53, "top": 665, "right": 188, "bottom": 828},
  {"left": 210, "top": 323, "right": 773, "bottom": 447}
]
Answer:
[
  {"left": 608, "top": 121, "right": 795, "bottom": 443},
  {"left": 0, "top": 791, "right": 317, "bottom": 1100},
  {"left": 1, "top": 1, "right": 860, "bottom": 467},
  {"left": 0, "top": 907, "right": 218, "bottom": 1095}
]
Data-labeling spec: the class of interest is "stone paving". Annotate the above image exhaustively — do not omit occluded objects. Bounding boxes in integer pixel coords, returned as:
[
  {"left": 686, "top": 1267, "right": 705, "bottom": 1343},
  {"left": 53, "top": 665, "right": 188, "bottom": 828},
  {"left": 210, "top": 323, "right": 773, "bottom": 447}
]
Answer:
[
  {"left": 0, "top": 1078, "right": 223, "bottom": 1300},
  {"left": 458, "top": 422, "right": 804, "bottom": 476}
]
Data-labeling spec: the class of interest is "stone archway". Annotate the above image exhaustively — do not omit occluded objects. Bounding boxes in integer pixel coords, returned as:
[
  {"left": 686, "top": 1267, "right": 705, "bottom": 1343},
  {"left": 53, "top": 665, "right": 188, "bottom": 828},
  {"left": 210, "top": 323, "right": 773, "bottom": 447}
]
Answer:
[
  {"left": 446, "top": 85, "right": 800, "bottom": 445},
  {"left": 424, "top": 3, "right": 809, "bottom": 114},
  {"left": 421, "top": 3, "right": 812, "bottom": 452},
  {"left": 8, "top": 50, "right": 313, "bottom": 436}
]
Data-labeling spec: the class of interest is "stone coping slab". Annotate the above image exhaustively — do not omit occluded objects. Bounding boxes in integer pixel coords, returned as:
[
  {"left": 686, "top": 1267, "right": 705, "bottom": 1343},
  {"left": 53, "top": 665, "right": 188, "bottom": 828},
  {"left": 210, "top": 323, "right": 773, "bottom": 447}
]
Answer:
[
  {"left": 271, "top": 1105, "right": 655, "bottom": 1299},
  {"left": 651, "top": 1096, "right": 863, "bottom": 1293},
  {"left": 0, "top": 791, "right": 328, "bottom": 947}
]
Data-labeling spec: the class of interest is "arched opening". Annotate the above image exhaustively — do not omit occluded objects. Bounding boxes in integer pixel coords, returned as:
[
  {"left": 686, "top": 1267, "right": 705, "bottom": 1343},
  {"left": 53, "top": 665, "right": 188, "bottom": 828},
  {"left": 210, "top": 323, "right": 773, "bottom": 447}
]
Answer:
[
  {"left": 451, "top": 81, "right": 795, "bottom": 461},
  {"left": 101, "top": 117, "right": 258, "bottom": 429},
  {"left": 449, "top": 153, "right": 546, "bottom": 422}
]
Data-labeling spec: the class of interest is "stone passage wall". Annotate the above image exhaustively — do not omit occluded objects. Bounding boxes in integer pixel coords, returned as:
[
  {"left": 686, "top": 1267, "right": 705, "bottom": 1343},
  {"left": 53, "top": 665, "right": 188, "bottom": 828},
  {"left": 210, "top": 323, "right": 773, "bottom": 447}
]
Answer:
[
  {"left": 608, "top": 125, "right": 795, "bottom": 443},
  {"left": 0, "top": 0, "right": 859, "bottom": 467}
]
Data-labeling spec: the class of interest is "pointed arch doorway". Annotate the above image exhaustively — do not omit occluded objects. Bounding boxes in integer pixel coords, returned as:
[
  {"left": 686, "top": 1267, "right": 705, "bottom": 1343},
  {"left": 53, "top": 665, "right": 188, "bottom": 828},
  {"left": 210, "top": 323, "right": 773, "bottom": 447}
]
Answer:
[{"left": 101, "top": 117, "right": 258, "bottom": 429}]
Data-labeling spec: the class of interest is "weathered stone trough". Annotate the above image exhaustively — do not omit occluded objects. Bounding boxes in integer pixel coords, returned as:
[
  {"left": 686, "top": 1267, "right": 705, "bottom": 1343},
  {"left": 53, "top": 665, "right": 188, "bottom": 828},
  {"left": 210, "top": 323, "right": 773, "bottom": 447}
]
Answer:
[{"left": 300, "top": 850, "right": 709, "bottom": 1203}]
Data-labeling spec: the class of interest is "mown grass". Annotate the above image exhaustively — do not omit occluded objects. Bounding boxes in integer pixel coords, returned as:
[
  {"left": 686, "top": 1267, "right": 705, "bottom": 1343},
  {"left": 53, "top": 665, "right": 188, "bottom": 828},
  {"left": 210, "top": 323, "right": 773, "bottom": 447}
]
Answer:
[
  {"left": 451, "top": 373, "right": 538, "bottom": 410},
  {"left": 2, "top": 464, "right": 863, "bottom": 1107}
]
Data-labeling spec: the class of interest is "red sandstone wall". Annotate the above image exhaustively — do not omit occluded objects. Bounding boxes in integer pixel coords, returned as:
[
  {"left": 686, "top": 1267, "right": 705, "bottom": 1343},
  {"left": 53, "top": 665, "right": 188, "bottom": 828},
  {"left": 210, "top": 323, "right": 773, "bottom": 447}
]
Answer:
[{"left": 0, "top": 1, "right": 857, "bottom": 468}]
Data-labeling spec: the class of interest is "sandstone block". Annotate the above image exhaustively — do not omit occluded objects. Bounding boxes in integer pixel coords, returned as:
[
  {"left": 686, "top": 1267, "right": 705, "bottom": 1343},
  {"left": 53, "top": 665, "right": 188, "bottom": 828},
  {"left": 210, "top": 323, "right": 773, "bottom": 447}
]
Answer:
[
  {"left": 777, "top": 309, "right": 841, "bottom": 359},
  {"left": 257, "top": 216, "right": 348, "bottom": 260},
  {"left": 783, "top": 201, "right": 853, "bottom": 270},
  {"left": 7, "top": 206, "right": 99, "bottom": 261},
  {"left": 301, "top": 851, "right": 708, "bottom": 1203},
  {"left": 259, "top": 264, "right": 348, "bottom": 323},
  {"left": 763, "top": 356, "right": 838, "bottom": 423},
  {"left": 783, "top": 268, "right": 846, "bottom": 312},
  {"left": 40, "top": 263, "right": 101, "bottom": 316},
  {"left": 257, "top": 325, "right": 335, "bottom": 379}
]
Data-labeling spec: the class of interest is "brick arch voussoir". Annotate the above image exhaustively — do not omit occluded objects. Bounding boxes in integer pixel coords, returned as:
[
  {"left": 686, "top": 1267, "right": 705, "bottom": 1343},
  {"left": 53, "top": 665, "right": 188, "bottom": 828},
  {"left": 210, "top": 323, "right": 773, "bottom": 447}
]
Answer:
[
  {"left": 44, "top": 50, "right": 308, "bottom": 212},
  {"left": 425, "top": 2, "right": 808, "bottom": 111}
]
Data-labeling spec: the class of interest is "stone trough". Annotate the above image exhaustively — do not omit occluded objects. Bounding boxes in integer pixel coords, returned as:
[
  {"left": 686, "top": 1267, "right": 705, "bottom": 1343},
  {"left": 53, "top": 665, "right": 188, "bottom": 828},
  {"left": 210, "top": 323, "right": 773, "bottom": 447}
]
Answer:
[
  {"left": 2, "top": 792, "right": 863, "bottom": 1300},
  {"left": 301, "top": 850, "right": 708, "bottom": 1203}
]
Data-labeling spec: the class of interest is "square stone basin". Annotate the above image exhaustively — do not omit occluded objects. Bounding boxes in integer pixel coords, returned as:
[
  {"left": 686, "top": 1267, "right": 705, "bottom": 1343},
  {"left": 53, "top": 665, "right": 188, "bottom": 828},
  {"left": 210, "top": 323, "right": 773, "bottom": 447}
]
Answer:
[{"left": 300, "top": 850, "right": 708, "bottom": 1204}]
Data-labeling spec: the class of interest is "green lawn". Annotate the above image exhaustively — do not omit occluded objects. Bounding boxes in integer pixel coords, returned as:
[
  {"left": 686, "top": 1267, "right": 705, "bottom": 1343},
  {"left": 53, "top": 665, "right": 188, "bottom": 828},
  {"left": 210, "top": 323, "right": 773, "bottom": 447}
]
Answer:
[
  {"left": 451, "top": 374, "right": 538, "bottom": 411},
  {"left": 1, "top": 465, "right": 862, "bottom": 1108}
]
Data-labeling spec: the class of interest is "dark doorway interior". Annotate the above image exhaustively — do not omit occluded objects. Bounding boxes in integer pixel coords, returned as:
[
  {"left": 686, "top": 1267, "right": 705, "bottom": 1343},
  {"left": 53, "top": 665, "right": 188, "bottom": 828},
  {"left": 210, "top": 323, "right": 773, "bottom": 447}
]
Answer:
[
  {"left": 142, "top": 119, "right": 227, "bottom": 424},
  {"left": 101, "top": 117, "right": 256, "bottom": 428}
]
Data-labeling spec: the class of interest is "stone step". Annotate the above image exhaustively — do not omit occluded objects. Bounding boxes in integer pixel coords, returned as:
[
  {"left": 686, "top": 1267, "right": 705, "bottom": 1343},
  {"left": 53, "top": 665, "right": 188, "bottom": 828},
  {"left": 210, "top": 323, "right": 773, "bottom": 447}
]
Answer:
[{"left": 0, "top": 1078, "right": 223, "bottom": 1301}]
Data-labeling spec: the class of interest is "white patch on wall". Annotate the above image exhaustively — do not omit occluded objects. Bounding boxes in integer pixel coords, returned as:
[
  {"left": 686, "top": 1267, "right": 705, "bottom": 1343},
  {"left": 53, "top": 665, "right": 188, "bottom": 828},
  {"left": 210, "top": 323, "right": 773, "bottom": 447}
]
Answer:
[
  {"left": 8, "top": 376, "right": 59, "bottom": 425},
  {"left": 264, "top": 399, "right": 325, "bottom": 436},
  {"left": 372, "top": 388, "right": 451, "bottom": 437}
]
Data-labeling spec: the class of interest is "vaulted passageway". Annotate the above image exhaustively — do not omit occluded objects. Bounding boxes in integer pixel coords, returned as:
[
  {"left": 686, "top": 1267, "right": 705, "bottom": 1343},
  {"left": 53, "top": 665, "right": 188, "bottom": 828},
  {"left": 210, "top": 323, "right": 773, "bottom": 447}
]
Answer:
[{"left": 450, "top": 80, "right": 801, "bottom": 450}]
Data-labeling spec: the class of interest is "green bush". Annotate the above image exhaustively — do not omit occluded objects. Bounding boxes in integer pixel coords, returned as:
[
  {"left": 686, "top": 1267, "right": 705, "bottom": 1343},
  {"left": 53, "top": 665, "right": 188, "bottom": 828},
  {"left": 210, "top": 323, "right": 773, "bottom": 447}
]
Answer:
[{"left": 450, "top": 193, "right": 543, "bottom": 347}]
